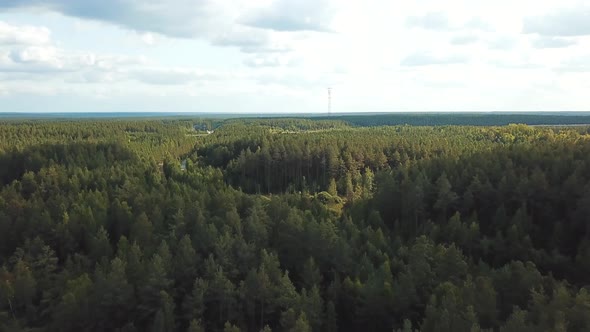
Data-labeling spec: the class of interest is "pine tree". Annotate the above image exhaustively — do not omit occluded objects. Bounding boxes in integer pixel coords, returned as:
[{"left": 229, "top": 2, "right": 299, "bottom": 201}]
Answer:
[
  {"left": 90, "top": 226, "right": 113, "bottom": 261},
  {"left": 187, "top": 319, "right": 205, "bottom": 332},
  {"left": 12, "top": 259, "right": 36, "bottom": 311},
  {"left": 327, "top": 178, "right": 338, "bottom": 197},
  {"left": 131, "top": 212, "right": 153, "bottom": 249},
  {"left": 139, "top": 254, "right": 172, "bottom": 324},
  {"left": 292, "top": 312, "right": 312, "bottom": 332},
  {"left": 301, "top": 257, "right": 322, "bottom": 289},
  {"left": 325, "top": 300, "right": 337, "bottom": 332},
  {"left": 223, "top": 321, "right": 241, "bottom": 332},
  {"left": 160, "top": 291, "right": 176, "bottom": 332},
  {"left": 183, "top": 278, "right": 207, "bottom": 324},
  {"left": 434, "top": 172, "right": 458, "bottom": 220},
  {"left": 174, "top": 235, "right": 198, "bottom": 294}
]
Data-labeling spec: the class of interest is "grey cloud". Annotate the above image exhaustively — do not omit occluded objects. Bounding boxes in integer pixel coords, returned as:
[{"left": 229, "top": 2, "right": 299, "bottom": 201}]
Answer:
[
  {"left": 75, "top": 71, "right": 118, "bottom": 84},
  {"left": 0, "top": 72, "right": 37, "bottom": 81},
  {"left": 0, "top": 19, "right": 225, "bottom": 86},
  {"left": 129, "top": 68, "right": 220, "bottom": 85},
  {"left": 243, "top": 55, "right": 301, "bottom": 68},
  {"left": 243, "top": 57, "right": 281, "bottom": 68},
  {"left": 523, "top": 7, "right": 590, "bottom": 36},
  {"left": 0, "top": 43, "right": 145, "bottom": 80},
  {"left": 487, "top": 37, "right": 517, "bottom": 50},
  {"left": 212, "top": 29, "right": 268, "bottom": 48},
  {"left": 1, "top": 51, "right": 217, "bottom": 85},
  {"left": 532, "top": 36, "right": 577, "bottom": 49},
  {"left": 0, "top": 0, "right": 216, "bottom": 38},
  {"left": 400, "top": 53, "right": 468, "bottom": 66},
  {"left": 464, "top": 18, "right": 494, "bottom": 32},
  {"left": 450, "top": 34, "right": 479, "bottom": 45},
  {"left": 242, "top": 0, "right": 335, "bottom": 32},
  {"left": 422, "top": 80, "right": 467, "bottom": 89},
  {"left": 9, "top": 49, "right": 35, "bottom": 63},
  {"left": 212, "top": 27, "right": 294, "bottom": 54},
  {"left": 255, "top": 74, "right": 323, "bottom": 89},
  {"left": 406, "top": 14, "right": 493, "bottom": 33},
  {"left": 406, "top": 12, "right": 450, "bottom": 30},
  {"left": 210, "top": 28, "right": 286, "bottom": 54},
  {"left": 490, "top": 60, "right": 543, "bottom": 70},
  {"left": 0, "top": 61, "right": 73, "bottom": 74},
  {"left": 240, "top": 44, "right": 291, "bottom": 54},
  {"left": 2, "top": 0, "right": 317, "bottom": 54},
  {"left": 254, "top": 70, "right": 341, "bottom": 89},
  {"left": 555, "top": 56, "right": 590, "bottom": 72},
  {"left": 0, "top": 47, "right": 70, "bottom": 73},
  {"left": 60, "top": 70, "right": 123, "bottom": 84},
  {"left": 0, "top": 0, "right": 279, "bottom": 52}
]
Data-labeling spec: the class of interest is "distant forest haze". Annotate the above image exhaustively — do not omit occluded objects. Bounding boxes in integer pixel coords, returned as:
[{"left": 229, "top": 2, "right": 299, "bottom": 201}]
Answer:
[{"left": 1, "top": 115, "right": 590, "bottom": 331}]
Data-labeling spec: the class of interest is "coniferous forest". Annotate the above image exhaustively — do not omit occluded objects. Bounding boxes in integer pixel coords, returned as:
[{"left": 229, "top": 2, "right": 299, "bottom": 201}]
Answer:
[{"left": 1, "top": 117, "right": 590, "bottom": 332}]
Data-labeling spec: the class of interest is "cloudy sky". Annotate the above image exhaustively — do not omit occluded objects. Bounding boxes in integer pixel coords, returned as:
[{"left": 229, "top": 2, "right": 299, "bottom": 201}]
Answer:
[{"left": 0, "top": 0, "right": 589, "bottom": 113}]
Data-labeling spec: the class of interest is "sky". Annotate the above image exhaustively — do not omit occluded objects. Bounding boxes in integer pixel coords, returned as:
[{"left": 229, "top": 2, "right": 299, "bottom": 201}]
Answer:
[{"left": 0, "top": 0, "right": 589, "bottom": 113}]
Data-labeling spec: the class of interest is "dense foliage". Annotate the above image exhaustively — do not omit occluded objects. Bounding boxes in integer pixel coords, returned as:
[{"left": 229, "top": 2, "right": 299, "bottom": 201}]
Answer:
[{"left": 1, "top": 118, "right": 590, "bottom": 332}]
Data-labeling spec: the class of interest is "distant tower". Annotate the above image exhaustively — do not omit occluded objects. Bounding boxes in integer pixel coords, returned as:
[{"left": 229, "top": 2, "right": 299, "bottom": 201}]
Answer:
[{"left": 327, "top": 87, "right": 332, "bottom": 116}]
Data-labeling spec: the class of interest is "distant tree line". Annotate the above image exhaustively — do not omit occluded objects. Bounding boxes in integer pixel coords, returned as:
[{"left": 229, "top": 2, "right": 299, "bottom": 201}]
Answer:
[{"left": 317, "top": 113, "right": 590, "bottom": 127}]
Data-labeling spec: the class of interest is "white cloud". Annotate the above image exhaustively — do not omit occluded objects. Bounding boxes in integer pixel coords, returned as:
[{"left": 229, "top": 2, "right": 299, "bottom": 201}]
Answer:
[
  {"left": 450, "top": 34, "right": 479, "bottom": 45},
  {"left": 66, "top": 71, "right": 119, "bottom": 84},
  {"left": 0, "top": 21, "right": 188, "bottom": 87},
  {"left": 523, "top": 6, "right": 590, "bottom": 36},
  {"left": 129, "top": 67, "right": 223, "bottom": 85},
  {"left": 139, "top": 32, "right": 157, "bottom": 46},
  {"left": 0, "top": 20, "right": 51, "bottom": 45},
  {"left": 211, "top": 27, "right": 271, "bottom": 53},
  {"left": 0, "top": 0, "right": 333, "bottom": 54},
  {"left": 406, "top": 12, "right": 451, "bottom": 30},
  {"left": 532, "top": 37, "right": 578, "bottom": 49},
  {"left": 401, "top": 53, "right": 469, "bottom": 66},
  {"left": 0, "top": 0, "right": 218, "bottom": 38},
  {"left": 406, "top": 13, "right": 494, "bottom": 33},
  {"left": 10, "top": 46, "right": 58, "bottom": 63},
  {"left": 254, "top": 72, "right": 329, "bottom": 90},
  {"left": 0, "top": 43, "right": 146, "bottom": 76},
  {"left": 489, "top": 59, "right": 543, "bottom": 70},
  {"left": 555, "top": 55, "right": 590, "bottom": 72},
  {"left": 1, "top": 1, "right": 590, "bottom": 112},
  {"left": 487, "top": 36, "right": 518, "bottom": 50},
  {"left": 243, "top": 54, "right": 302, "bottom": 68},
  {"left": 463, "top": 17, "right": 494, "bottom": 32},
  {"left": 0, "top": 46, "right": 70, "bottom": 73},
  {"left": 241, "top": 0, "right": 336, "bottom": 32}
]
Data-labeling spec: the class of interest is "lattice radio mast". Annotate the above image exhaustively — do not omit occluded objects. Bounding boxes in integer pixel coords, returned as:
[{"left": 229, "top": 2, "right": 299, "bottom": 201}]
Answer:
[{"left": 327, "top": 87, "right": 332, "bottom": 116}]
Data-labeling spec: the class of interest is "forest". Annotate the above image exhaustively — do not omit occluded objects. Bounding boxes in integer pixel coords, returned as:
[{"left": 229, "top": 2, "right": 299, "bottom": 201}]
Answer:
[{"left": 1, "top": 117, "right": 590, "bottom": 332}]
